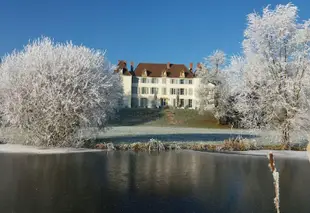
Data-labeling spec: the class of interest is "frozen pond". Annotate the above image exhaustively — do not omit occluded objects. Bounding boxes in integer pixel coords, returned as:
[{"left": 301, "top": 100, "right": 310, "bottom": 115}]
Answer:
[{"left": 0, "top": 151, "right": 309, "bottom": 213}]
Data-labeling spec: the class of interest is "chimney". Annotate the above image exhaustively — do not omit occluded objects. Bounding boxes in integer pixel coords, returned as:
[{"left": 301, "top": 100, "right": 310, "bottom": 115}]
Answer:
[
  {"left": 130, "top": 61, "right": 134, "bottom": 72},
  {"left": 197, "top": 62, "right": 201, "bottom": 69},
  {"left": 167, "top": 62, "right": 170, "bottom": 69},
  {"left": 189, "top": 62, "right": 193, "bottom": 70}
]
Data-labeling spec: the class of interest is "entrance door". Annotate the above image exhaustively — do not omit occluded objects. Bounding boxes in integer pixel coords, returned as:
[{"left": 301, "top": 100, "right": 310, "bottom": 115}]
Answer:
[{"left": 160, "top": 98, "right": 167, "bottom": 107}]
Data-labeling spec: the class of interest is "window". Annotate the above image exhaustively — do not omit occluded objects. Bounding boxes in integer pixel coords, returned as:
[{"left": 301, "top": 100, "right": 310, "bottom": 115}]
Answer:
[
  {"left": 180, "top": 99, "right": 184, "bottom": 107},
  {"left": 141, "top": 87, "right": 148, "bottom": 94},
  {"left": 170, "top": 88, "right": 176, "bottom": 95},
  {"left": 142, "top": 78, "right": 147, "bottom": 83},
  {"left": 188, "top": 80, "right": 193, "bottom": 84},
  {"left": 161, "top": 71, "right": 167, "bottom": 77},
  {"left": 171, "top": 79, "right": 180, "bottom": 84},
  {"left": 151, "top": 78, "right": 158, "bottom": 84},
  {"left": 162, "top": 88, "right": 167, "bottom": 95},
  {"left": 160, "top": 98, "right": 167, "bottom": 106},
  {"left": 188, "top": 99, "right": 192, "bottom": 108},
  {"left": 180, "top": 71, "right": 185, "bottom": 78},
  {"left": 162, "top": 78, "right": 166, "bottom": 84},
  {"left": 189, "top": 88, "right": 193, "bottom": 95},
  {"left": 151, "top": 87, "right": 158, "bottom": 94},
  {"left": 180, "top": 79, "right": 184, "bottom": 84},
  {"left": 180, "top": 88, "right": 185, "bottom": 95}
]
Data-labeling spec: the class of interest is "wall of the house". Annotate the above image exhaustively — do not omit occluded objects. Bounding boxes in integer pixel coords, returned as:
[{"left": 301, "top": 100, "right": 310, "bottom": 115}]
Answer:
[
  {"left": 130, "top": 76, "right": 203, "bottom": 109},
  {"left": 118, "top": 70, "right": 216, "bottom": 110},
  {"left": 121, "top": 75, "right": 132, "bottom": 108}
]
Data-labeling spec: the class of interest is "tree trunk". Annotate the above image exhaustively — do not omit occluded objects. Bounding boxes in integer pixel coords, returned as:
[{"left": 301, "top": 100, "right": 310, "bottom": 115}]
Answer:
[{"left": 280, "top": 123, "right": 291, "bottom": 150}]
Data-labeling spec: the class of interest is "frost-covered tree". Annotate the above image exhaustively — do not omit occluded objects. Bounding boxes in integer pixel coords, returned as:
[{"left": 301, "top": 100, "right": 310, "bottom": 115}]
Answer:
[
  {"left": 196, "top": 50, "right": 226, "bottom": 113},
  {"left": 230, "top": 3, "right": 310, "bottom": 148},
  {"left": 207, "top": 50, "right": 226, "bottom": 73},
  {"left": 0, "top": 37, "right": 122, "bottom": 147},
  {"left": 213, "top": 56, "right": 245, "bottom": 126}
]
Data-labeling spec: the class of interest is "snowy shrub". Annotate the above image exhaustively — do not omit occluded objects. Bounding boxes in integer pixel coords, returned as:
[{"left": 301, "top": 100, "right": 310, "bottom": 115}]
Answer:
[
  {"left": 168, "top": 143, "right": 181, "bottom": 150},
  {"left": 148, "top": 138, "right": 165, "bottom": 152},
  {"left": 106, "top": 143, "right": 116, "bottom": 151},
  {"left": 0, "top": 37, "right": 122, "bottom": 147},
  {"left": 222, "top": 136, "right": 258, "bottom": 151}
]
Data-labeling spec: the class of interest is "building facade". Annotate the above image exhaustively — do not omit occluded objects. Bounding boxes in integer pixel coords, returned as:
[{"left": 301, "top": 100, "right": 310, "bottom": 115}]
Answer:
[{"left": 115, "top": 60, "right": 215, "bottom": 109}]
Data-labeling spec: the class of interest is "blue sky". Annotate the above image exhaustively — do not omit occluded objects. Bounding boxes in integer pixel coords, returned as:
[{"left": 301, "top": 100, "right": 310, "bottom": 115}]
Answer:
[{"left": 1, "top": 0, "right": 310, "bottom": 66}]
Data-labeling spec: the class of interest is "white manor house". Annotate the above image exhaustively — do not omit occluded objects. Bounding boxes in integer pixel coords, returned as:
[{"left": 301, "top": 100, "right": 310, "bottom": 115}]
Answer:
[{"left": 115, "top": 60, "right": 215, "bottom": 109}]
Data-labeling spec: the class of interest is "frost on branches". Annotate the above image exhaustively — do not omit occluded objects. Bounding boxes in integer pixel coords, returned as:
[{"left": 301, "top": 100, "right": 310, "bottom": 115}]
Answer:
[
  {"left": 214, "top": 56, "right": 244, "bottom": 127},
  {"left": 206, "top": 50, "right": 226, "bottom": 73},
  {"left": 196, "top": 50, "right": 226, "bottom": 114},
  {"left": 0, "top": 37, "right": 122, "bottom": 147},
  {"left": 230, "top": 3, "right": 310, "bottom": 148}
]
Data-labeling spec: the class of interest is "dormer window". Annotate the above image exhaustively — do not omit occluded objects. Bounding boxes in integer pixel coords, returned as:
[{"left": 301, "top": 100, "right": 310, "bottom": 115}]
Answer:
[
  {"left": 142, "top": 68, "right": 148, "bottom": 77},
  {"left": 180, "top": 70, "right": 185, "bottom": 78},
  {"left": 161, "top": 70, "right": 167, "bottom": 77}
]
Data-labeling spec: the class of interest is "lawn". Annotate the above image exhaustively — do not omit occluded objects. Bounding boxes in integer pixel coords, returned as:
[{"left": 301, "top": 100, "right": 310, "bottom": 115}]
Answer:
[{"left": 110, "top": 108, "right": 231, "bottom": 129}]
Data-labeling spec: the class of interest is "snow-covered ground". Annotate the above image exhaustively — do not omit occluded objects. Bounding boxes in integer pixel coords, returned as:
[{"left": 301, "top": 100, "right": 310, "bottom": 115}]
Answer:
[
  {"left": 0, "top": 143, "right": 102, "bottom": 154},
  {"left": 225, "top": 150, "right": 308, "bottom": 160}
]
